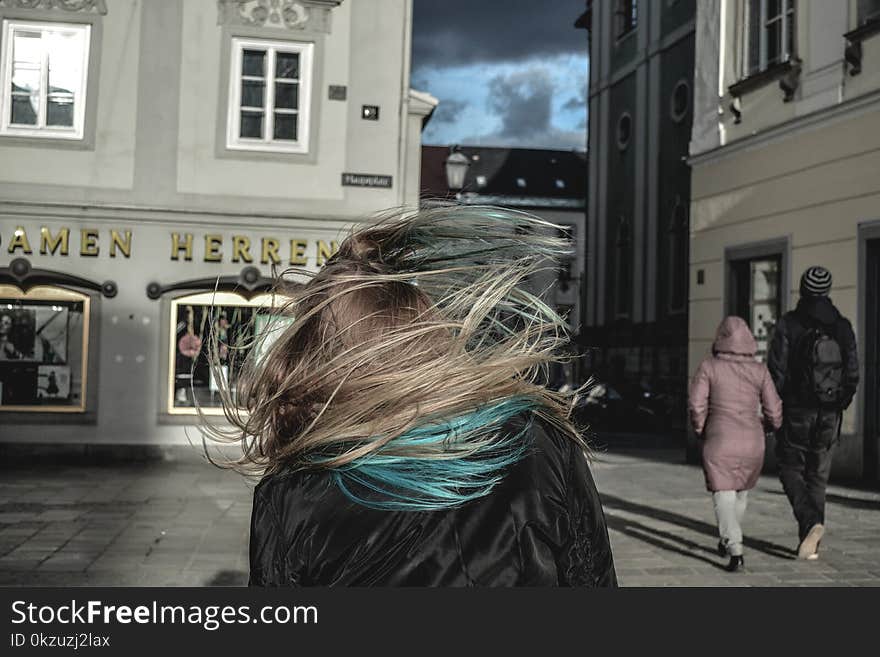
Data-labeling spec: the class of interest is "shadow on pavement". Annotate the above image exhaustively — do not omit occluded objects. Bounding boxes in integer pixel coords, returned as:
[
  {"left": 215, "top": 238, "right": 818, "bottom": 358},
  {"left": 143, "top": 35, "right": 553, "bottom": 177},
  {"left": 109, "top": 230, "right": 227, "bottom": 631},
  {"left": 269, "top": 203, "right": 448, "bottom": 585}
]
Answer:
[
  {"left": 760, "top": 488, "right": 880, "bottom": 511},
  {"left": 601, "top": 493, "right": 796, "bottom": 561},
  {"left": 824, "top": 492, "right": 880, "bottom": 510},
  {"left": 604, "top": 513, "right": 727, "bottom": 570}
]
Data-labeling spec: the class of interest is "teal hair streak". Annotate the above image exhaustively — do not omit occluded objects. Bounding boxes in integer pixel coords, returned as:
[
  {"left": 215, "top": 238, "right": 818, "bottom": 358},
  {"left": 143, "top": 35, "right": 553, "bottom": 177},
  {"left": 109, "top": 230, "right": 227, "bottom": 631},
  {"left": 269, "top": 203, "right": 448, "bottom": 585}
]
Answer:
[{"left": 323, "top": 397, "right": 540, "bottom": 511}]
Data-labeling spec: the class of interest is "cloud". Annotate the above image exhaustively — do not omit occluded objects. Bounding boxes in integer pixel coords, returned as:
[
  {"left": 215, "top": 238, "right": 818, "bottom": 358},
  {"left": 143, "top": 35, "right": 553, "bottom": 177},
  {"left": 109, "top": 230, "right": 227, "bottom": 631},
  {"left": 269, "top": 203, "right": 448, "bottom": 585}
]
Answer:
[
  {"left": 431, "top": 99, "right": 469, "bottom": 125},
  {"left": 451, "top": 67, "right": 585, "bottom": 151},
  {"left": 412, "top": 0, "right": 588, "bottom": 72},
  {"left": 562, "top": 85, "right": 588, "bottom": 112},
  {"left": 421, "top": 63, "right": 587, "bottom": 151},
  {"left": 411, "top": 0, "right": 589, "bottom": 151},
  {"left": 488, "top": 68, "right": 555, "bottom": 138}
]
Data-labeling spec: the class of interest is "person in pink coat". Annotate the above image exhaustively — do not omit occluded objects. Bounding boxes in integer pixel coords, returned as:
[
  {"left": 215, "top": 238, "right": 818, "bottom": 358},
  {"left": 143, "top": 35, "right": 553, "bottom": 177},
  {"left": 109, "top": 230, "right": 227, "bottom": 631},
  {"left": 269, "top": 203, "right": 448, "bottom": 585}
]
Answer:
[{"left": 688, "top": 316, "right": 783, "bottom": 572}]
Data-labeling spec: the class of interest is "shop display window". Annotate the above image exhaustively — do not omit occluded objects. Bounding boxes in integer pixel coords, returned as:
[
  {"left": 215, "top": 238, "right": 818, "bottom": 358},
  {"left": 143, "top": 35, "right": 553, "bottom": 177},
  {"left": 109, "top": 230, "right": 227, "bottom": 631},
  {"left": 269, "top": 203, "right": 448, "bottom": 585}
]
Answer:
[
  {"left": 729, "top": 255, "right": 782, "bottom": 361},
  {"left": 0, "top": 284, "right": 89, "bottom": 412},
  {"left": 167, "top": 291, "right": 290, "bottom": 415}
]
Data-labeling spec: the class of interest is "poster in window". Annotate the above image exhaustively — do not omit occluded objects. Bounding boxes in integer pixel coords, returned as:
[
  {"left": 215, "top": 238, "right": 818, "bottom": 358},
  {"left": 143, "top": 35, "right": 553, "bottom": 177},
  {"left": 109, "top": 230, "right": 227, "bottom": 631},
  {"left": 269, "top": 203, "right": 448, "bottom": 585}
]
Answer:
[
  {"left": 37, "top": 365, "right": 71, "bottom": 400},
  {"left": 172, "top": 303, "right": 257, "bottom": 410},
  {"left": 0, "top": 290, "right": 86, "bottom": 410}
]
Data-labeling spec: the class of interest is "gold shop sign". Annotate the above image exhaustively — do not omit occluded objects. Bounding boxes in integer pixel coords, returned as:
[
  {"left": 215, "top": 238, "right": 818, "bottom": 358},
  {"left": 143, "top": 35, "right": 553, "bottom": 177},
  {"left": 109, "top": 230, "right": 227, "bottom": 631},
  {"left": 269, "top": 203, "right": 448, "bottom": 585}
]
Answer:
[{"left": 2, "top": 226, "right": 339, "bottom": 265}]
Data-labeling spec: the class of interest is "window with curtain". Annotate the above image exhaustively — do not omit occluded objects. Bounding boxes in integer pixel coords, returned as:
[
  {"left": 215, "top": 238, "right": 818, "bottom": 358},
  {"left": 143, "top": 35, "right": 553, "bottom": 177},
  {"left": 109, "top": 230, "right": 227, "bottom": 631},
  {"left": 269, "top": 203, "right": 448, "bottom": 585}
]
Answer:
[
  {"left": 0, "top": 20, "right": 90, "bottom": 139},
  {"left": 745, "top": 0, "right": 796, "bottom": 76}
]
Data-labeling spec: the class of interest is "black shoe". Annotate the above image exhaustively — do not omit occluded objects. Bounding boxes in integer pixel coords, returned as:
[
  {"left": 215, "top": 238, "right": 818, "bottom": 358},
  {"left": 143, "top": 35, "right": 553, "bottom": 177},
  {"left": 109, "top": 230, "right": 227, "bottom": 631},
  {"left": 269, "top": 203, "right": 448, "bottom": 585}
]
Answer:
[
  {"left": 717, "top": 540, "right": 727, "bottom": 557},
  {"left": 725, "top": 555, "right": 745, "bottom": 573}
]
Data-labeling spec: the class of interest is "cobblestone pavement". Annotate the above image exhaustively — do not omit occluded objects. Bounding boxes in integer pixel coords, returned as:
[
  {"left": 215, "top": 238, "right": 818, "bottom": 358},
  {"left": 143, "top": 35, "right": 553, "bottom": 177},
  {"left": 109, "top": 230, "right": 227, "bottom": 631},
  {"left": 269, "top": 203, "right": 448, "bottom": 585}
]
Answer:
[
  {"left": 592, "top": 449, "right": 880, "bottom": 587},
  {"left": 0, "top": 453, "right": 253, "bottom": 587},
  {"left": 1, "top": 447, "right": 878, "bottom": 586}
]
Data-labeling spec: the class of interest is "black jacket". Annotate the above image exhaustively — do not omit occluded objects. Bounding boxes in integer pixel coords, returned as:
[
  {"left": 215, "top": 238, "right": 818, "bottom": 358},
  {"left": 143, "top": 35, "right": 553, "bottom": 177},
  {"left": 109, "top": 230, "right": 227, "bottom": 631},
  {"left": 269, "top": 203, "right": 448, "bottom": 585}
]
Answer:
[
  {"left": 767, "top": 296, "right": 859, "bottom": 410},
  {"left": 248, "top": 415, "right": 617, "bottom": 586}
]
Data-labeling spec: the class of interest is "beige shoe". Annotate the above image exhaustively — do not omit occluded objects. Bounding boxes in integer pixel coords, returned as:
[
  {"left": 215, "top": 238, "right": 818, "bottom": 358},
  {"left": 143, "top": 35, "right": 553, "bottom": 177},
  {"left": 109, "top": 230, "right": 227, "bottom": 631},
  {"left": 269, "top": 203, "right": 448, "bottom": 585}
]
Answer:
[{"left": 798, "top": 523, "right": 825, "bottom": 560}]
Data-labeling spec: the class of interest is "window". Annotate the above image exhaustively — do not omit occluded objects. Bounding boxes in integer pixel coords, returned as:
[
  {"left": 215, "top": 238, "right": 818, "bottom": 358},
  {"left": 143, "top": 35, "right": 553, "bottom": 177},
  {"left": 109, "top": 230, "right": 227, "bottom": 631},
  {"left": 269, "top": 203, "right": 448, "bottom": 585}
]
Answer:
[
  {"left": 667, "top": 197, "right": 688, "bottom": 313},
  {"left": 729, "top": 255, "right": 781, "bottom": 361},
  {"left": 0, "top": 20, "right": 90, "bottom": 139},
  {"left": 226, "top": 37, "right": 313, "bottom": 153},
  {"left": 616, "top": 112, "right": 632, "bottom": 150},
  {"left": 670, "top": 80, "right": 690, "bottom": 123},
  {"left": 556, "top": 225, "right": 575, "bottom": 294},
  {"left": 0, "top": 285, "right": 90, "bottom": 412},
  {"left": 858, "top": 0, "right": 880, "bottom": 25},
  {"left": 615, "top": 0, "right": 638, "bottom": 38},
  {"left": 746, "top": 0, "right": 796, "bottom": 76},
  {"left": 168, "top": 291, "right": 290, "bottom": 415},
  {"left": 614, "top": 216, "right": 632, "bottom": 318}
]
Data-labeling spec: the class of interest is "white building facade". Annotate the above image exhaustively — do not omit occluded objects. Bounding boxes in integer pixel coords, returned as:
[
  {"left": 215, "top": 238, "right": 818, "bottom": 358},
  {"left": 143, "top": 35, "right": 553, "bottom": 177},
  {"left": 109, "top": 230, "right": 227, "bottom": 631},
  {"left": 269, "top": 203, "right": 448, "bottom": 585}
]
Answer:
[
  {"left": 688, "top": 0, "right": 880, "bottom": 479},
  {"left": 0, "top": 0, "right": 435, "bottom": 447}
]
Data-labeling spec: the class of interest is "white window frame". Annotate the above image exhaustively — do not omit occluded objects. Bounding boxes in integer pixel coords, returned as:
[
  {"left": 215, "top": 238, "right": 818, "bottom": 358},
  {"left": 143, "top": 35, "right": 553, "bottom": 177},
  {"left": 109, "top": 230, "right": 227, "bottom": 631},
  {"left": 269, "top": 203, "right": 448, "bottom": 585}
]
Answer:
[
  {"left": 0, "top": 19, "right": 90, "bottom": 140},
  {"left": 744, "top": 0, "right": 796, "bottom": 76},
  {"left": 226, "top": 37, "right": 313, "bottom": 154}
]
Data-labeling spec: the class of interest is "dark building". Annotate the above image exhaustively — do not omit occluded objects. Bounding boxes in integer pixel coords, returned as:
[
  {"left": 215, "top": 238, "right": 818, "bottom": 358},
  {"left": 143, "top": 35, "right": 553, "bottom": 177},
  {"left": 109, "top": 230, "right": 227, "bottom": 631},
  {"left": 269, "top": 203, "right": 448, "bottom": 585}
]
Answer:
[
  {"left": 577, "top": 0, "right": 695, "bottom": 435},
  {"left": 421, "top": 145, "right": 588, "bottom": 387}
]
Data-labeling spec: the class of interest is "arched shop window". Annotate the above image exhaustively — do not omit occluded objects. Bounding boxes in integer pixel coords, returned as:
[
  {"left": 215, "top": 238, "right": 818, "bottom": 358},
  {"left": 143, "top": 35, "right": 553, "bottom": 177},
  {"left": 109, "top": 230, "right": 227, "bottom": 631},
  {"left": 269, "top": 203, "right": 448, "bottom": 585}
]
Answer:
[
  {"left": 0, "top": 284, "right": 90, "bottom": 412},
  {"left": 167, "top": 290, "right": 290, "bottom": 415}
]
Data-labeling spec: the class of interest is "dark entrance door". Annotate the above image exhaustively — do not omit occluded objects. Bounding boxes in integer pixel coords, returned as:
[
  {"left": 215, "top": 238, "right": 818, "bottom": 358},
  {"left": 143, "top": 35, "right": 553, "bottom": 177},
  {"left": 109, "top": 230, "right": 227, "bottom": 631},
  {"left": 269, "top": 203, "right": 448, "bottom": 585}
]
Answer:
[{"left": 865, "top": 239, "right": 880, "bottom": 481}]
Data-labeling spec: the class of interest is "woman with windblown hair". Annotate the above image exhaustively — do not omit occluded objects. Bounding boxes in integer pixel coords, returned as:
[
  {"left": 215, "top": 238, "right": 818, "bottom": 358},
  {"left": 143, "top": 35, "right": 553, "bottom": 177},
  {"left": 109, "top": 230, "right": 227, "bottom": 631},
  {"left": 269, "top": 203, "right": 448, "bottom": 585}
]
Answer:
[{"left": 205, "top": 205, "right": 617, "bottom": 587}]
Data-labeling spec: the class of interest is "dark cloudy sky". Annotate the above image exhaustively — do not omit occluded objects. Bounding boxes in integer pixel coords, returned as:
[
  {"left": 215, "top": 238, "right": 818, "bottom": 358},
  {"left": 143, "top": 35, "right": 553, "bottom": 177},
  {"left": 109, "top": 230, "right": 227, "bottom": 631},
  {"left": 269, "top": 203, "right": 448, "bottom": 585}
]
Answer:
[{"left": 412, "top": 0, "right": 589, "bottom": 151}]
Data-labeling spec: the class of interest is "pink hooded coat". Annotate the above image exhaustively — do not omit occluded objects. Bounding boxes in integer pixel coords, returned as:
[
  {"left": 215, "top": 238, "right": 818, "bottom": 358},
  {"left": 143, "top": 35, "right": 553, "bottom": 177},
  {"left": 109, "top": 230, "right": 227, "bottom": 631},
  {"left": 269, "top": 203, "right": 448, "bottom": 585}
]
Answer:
[{"left": 688, "top": 316, "right": 783, "bottom": 492}]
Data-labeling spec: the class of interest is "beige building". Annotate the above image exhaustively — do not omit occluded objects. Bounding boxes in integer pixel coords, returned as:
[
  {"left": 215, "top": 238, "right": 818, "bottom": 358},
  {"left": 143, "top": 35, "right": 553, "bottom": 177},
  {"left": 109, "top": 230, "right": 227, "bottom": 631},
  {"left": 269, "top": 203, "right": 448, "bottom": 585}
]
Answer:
[
  {"left": 0, "top": 0, "right": 436, "bottom": 447},
  {"left": 688, "top": 0, "right": 880, "bottom": 479}
]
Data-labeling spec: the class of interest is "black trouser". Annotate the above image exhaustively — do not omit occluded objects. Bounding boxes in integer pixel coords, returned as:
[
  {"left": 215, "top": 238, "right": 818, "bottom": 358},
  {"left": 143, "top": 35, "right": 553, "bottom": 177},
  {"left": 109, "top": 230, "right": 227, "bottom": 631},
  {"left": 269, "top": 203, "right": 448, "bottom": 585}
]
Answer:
[{"left": 775, "top": 407, "right": 841, "bottom": 542}]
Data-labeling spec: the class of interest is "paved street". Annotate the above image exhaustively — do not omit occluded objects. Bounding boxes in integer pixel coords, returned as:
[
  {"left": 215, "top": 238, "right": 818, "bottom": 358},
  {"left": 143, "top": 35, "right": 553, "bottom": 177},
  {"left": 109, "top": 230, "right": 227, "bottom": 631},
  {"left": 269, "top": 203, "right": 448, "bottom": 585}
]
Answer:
[
  {"left": 0, "top": 452, "right": 253, "bottom": 587},
  {"left": 1, "top": 446, "right": 879, "bottom": 587},
  {"left": 592, "top": 448, "right": 880, "bottom": 586}
]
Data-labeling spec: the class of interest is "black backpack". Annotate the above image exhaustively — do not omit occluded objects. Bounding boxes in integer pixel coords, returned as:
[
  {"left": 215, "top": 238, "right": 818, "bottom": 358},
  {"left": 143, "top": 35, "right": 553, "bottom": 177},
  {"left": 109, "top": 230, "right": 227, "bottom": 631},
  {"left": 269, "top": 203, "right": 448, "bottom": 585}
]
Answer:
[{"left": 793, "top": 325, "right": 844, "bottom": 406}]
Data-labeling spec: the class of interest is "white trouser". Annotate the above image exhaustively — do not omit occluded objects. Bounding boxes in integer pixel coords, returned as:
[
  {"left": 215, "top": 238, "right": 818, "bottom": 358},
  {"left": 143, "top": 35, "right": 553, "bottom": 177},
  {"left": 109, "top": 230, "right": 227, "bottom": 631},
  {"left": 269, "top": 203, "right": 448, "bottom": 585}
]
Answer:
[{"left": 712, "top": 490, "right": 748, "bottom": 557}]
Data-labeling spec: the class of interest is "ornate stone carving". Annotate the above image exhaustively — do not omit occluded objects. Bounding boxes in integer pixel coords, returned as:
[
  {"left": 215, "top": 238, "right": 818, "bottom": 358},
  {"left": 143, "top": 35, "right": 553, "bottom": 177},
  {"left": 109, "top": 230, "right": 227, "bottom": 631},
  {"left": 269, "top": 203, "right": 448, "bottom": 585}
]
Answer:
[
  {"left": 0, "top": 0, "right": 108, "bottom": 13},
  {"left": 217, "top": 0, "right": 343, "bottom": 34}
]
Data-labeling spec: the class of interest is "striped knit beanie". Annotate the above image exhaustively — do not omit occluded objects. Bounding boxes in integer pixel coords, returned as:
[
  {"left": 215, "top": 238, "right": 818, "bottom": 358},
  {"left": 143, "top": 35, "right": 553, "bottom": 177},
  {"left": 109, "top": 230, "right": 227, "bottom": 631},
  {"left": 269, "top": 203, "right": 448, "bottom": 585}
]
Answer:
[{"left": 800, "top": 266, "right": 832, "bottom": 297}]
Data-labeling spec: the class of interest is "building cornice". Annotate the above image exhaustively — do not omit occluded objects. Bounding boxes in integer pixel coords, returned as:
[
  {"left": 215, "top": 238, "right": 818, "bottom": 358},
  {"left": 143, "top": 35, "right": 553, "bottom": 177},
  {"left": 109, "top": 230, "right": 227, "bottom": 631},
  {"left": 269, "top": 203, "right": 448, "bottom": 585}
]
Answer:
[
  {"left": 216, "top": 0, "right": 343, "bottom": 33},
  {"left": 0, "top": 0, "right": 107, "bottom": 13},
  {"left": 687, "top": 87, "right": 880, "bottom": 167},
  {"left": 0, "top": 198, "right": 357, "bottom": 230}
]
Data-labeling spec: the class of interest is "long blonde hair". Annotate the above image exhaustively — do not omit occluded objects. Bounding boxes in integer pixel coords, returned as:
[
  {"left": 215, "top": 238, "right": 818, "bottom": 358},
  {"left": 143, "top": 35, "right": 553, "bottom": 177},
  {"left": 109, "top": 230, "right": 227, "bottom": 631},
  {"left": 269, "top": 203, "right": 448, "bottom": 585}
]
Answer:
[{"left": 201, "top": 204, "right": 588, "bottom": 509}]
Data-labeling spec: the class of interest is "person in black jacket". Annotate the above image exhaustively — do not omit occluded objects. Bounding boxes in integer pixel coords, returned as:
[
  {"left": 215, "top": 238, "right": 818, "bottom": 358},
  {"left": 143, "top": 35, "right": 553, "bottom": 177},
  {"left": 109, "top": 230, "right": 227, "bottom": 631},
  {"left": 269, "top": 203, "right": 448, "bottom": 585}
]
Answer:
[
  {"left": 204, "top": 206, "right": 617, "bottom": 587},
  {"left": 767, "top": 266, "right": 859, "bottom": 560}
]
